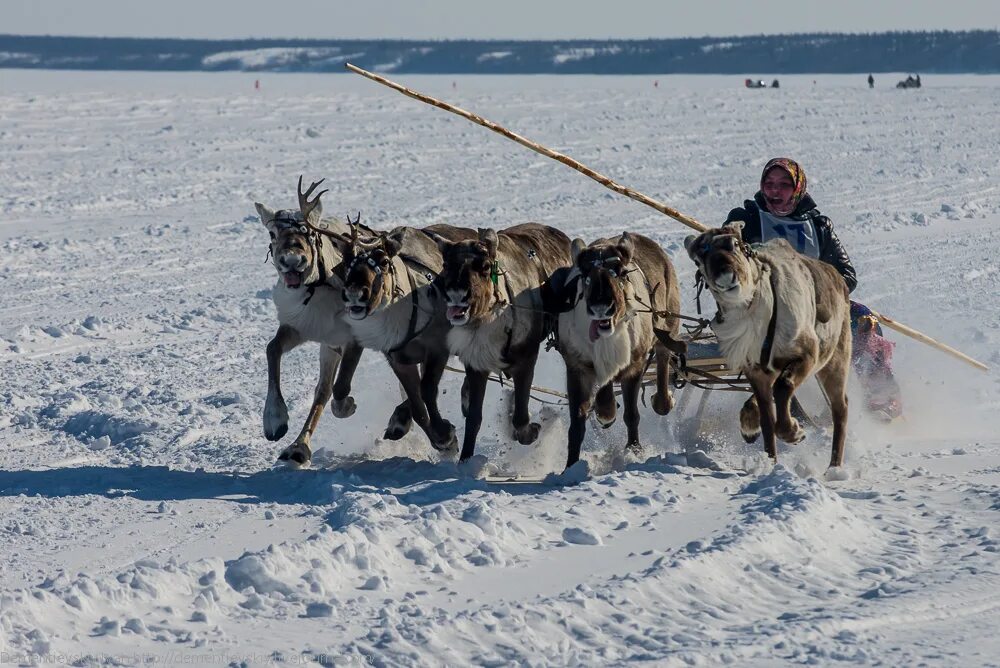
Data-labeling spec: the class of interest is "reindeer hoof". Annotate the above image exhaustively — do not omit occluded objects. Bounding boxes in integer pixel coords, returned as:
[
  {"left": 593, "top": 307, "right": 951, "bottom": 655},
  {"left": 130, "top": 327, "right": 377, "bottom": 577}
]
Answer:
[
  {"left": 383, "top": 404, "right": 413, "bottom": 440},
  {"left": 651, "top": 391, "right": 674, "bottom": 416},
  {"left": 330, "top": 396, "right": 357, "bottom": 419},
  {"left": 264, "top": 421, "right": 288, "bottom": 442},
  {"left": 596, "top": 414, "right": 616, "bottom": 429},
  {"left": 383, "top": 425, "right": 407, "bottom": 441},
  {"left": 432, "top": 430, "right": 458, "bottom": 452},
  {"left": 514, "top": 422, "right": 541, "bottom": 445},
  {"left": 740, "top": 396, "right": 761, "bottom": 443},
  {"left": 777, "top": 419, "right": 806, "bottom": 444},
  {"left": 263, "top": 400, "right": 289, "bottom": 441},
  {"left": 626, "top": 441, "right": 644, "bottom": 457},
  {"left": 278, "top": 442, "right": 311, "bottom": 466}
]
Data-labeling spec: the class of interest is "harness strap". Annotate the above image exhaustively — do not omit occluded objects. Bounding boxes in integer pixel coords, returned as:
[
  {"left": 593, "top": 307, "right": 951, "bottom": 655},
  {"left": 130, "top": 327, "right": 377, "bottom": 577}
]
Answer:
[
  {"left": 499, "top": 270, "right": 518, "bottom": 365},
  {"left": 302, "top": 234, "right": 327, "bottom": 306},
  {"left": 758, "top": 270, "right": 779, "bottom": 370},
  {"left": 387, "top": 262, "right": 439, "bottom": 354}
]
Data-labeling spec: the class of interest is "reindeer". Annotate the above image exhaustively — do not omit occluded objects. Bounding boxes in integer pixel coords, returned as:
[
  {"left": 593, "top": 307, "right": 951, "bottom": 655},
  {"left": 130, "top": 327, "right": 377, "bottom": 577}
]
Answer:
[
  {"left": 325, "top": 222, "right": 460, "bottom": 451},
  {"left": 684, "top": 221, "right": 851, "bottom": 469},
  {"left": 431, "top": 225, "right": 572, "bottom": 462},
  {"left": 550, "top": 232, "right": 681, "bottom": 469},
  {"left": 255, "top": 177, "right": 366, "bottom": 466}
]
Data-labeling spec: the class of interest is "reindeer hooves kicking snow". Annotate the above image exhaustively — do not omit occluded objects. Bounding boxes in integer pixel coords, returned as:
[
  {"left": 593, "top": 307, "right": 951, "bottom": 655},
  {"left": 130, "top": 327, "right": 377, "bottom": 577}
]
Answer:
[
  {"left": 278, "top": 441, "right": 311, "bottom": 466},
  {"left": 740, "top": 395, "right": 808, "bottom": 446},
  {"left": 513, "top": 422, "right": 541, "bottom": 445}
]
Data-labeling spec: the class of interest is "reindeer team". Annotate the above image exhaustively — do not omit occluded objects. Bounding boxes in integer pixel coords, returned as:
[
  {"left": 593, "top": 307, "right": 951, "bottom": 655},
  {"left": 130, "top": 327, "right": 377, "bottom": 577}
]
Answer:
[{"left": 257, "top": 177, "right": 850, "bottom": 474}]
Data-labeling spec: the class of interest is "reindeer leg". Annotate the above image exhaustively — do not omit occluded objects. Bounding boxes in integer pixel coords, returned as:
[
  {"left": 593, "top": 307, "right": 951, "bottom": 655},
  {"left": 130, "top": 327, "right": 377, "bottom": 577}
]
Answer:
[
  {"left": 816, "top": 356, "right": 850, "bottom": 468},
  {"left": 386, "top": 356, "right": 455, "bottom": 451},
  {"left": 565, "top": 369, "right": 593, "bottom": 469},
  {"left": 650, "top": 345, "right": 675, "bottom": 416},
  {"left": 594, "top": 382, "right": 617, "bottom": 429},
  {"left": 278, "top": 344, "right": 340, "bottom": 466},
  {"left": 772, "top": 358, "right": 814, "bottom": 444},
  {"left": 459, "top": 368, "right": 489, "bottom": 461},
  {"left": 621, "top": 369, "right": 644, "bottom": 456},
  {"left": 420, "top": 349, "right": 456, "bottom": 446},
  {"left": 511, "top": 352, "right": 542, "bottom": 444},
  {"left": 383, "top": 379, "right": 413, "bottom": 440},
  {"left": 460, "top": 372, "right": 470, "bottom": 418},
  {"left": 330, "top": 342, "right": 363, "bottom": 418},
  {"left": 264, "top": 325, "right": 304, "bottom": 441},
  {"left": 747, "top": 370, "right": 779, "bottom": 462}
]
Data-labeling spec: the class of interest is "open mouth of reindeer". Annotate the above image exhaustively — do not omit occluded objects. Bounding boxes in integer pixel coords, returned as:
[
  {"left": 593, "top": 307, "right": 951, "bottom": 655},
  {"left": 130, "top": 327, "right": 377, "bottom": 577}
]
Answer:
[
  {"left": 588, "top": 314, "right": 615, "bottom": 342},
  {"left": 347, "top": 305, "right": 368, "bottom": 319},
  {"left": 447, "top": 305, "right": 471, "bottom": 326},
  {"left": 281, "top": 270, "right": 304, "bottom": 289},
  {"left": 446, "top": 303, "right": 471, "bottom": 326}
]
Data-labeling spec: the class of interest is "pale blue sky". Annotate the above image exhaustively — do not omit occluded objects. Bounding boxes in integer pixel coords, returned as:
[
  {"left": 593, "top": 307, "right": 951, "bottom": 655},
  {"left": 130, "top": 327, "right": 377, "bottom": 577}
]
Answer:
[{"left": 5, "top": 0, "right": 997, "bottom": 39}]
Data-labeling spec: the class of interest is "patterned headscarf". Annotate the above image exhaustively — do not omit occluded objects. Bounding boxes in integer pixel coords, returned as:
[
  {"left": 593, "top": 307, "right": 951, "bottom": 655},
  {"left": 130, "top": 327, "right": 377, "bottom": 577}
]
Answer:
[{"left": 760, "top": 157, "right": 807, "bottom": 215}]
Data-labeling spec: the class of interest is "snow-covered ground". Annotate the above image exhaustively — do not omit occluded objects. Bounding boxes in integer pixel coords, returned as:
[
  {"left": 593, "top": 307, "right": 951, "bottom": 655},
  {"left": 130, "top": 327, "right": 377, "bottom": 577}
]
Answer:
[{"left": 2, "top": 70, "right": 1000, "bottom": 666}]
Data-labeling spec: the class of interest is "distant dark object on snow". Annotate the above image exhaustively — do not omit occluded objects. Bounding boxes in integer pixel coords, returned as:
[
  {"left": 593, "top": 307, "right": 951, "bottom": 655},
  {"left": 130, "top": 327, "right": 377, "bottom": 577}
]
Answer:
[
  {"left": 868, "top": 73, "right": 875, "bottom": 88},
  {"left": 744, "top": 79, "right": 779, "bottom": 89},
  {"left": 897, "top": 74, "right": 922, "bottom": 89}
]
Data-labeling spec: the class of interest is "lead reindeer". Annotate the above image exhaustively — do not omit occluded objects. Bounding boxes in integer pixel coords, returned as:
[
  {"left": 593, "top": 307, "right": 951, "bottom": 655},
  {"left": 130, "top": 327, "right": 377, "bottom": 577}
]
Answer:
[
  {"left": 433, "top": 224, "right": 572, "bottom": 462},
  {"left": 255, "top": 177, "right": 366, "bottom": 466},
  {"left": 552, "top": 232, "right": 681, "bottom": 470},
  {"left": 684, "top": 221, "right": 851, "bottom": 472}
]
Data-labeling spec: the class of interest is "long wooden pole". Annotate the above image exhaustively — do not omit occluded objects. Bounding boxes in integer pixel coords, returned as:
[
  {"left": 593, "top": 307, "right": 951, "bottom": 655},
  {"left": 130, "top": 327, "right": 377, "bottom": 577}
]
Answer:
[
  {"left": 345, "top": 63, "right": 989, "bottom": 373},
  {"left": 345, "top": 63, "right": 705, "bottom": 233},
  {"left": 869, "top": 311, "right": 988, "bottom": 371}
]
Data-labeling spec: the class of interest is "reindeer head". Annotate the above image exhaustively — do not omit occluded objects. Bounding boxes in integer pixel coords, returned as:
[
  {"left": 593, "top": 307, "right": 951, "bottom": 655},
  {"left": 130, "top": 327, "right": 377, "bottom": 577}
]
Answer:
[
  {"left": 255, "top": 176, "right": 332, "bottom": 290},
  {"left": 433, "top": 228, "right": 500, "bottom": 327},
  {"left": 572, "top": 232, "right": 637, "bottom": 342},
  {"left": 341, "top": 226, "right": 404, "bottom": 320},
  {"left": 684, "top": 221, "right": 758, "bottom": 305}
]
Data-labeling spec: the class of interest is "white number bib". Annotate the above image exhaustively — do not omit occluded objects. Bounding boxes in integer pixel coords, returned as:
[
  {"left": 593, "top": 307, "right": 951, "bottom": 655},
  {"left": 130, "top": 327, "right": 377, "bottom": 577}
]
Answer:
[{"left": 759, "top": 211, "right": 821, "bottom": 258}]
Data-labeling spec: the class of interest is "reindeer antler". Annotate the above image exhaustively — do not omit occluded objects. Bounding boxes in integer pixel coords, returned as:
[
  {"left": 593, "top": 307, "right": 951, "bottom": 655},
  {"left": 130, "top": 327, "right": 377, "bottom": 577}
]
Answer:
[{"left": 297, "top": 175, "right": 328, "bottom": 224}]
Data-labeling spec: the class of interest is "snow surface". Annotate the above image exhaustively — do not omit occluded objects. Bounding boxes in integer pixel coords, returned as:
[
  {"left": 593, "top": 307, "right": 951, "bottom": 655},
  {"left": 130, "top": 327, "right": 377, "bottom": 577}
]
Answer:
[{"left": 2, "top": 70, "right": 1000, "bottom": 666}]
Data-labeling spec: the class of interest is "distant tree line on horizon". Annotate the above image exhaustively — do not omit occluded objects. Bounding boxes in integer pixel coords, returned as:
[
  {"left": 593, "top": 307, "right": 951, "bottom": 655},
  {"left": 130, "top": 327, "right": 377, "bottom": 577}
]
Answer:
[{"left": 0, "top": 31, "right": 998, "bottom": 74}]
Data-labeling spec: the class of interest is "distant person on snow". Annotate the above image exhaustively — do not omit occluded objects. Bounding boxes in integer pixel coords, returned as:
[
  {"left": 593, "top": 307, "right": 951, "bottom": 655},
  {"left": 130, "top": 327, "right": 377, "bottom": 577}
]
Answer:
[
  {"left": 722, "top": 158, "right": 903, "bottom": 421},
  {"left": 868, "top": 73, "right": 875, "bottom": 88}
]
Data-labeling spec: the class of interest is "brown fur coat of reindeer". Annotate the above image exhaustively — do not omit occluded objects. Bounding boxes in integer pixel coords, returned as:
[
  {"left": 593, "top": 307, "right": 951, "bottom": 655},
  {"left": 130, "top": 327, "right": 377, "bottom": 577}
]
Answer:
[
  {"left": 432, "top": 224, "right": 572, "bottom": 462},
  {"left": 684, "top": 221, "right": 851, "bottom": 470},
  {"left": 549, "top": 232, "right": 681, "bottom": 469}
]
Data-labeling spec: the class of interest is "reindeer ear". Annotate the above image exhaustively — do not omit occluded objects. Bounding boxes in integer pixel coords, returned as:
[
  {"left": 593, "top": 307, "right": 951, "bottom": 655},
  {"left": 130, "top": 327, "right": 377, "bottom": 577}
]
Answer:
[
  {"left": 424, "top": 230, "right": 452, "bottom": 256},
  {"left": 724, "top": 220, "right": 745, "bottom": 236},
  {"left": 616, "top": 232, "right": 636, "bottom": 266},
  {"left": 571, "top": 238, "right": 587, "bottom": 264},
  {"left": 478, "top": 228, "right": 499, "bottom": 259},
  {"left": 683, "top": 234, "right": 698, "bottom": 253},
  {"left": 382, "top": 231, "right": 404, "bottom": 258},
  {"left": 328, "top": 232, "right": 352, "bottom": 255},
  {"left": 255, "top": 203, "right": 276, "bottom": 228}
]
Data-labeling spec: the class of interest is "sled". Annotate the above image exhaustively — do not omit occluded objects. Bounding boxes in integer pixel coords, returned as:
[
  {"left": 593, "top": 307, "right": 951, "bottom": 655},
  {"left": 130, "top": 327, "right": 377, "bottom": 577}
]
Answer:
[{"left": 643, "top": 330, "right": 828, "bottom": 440}]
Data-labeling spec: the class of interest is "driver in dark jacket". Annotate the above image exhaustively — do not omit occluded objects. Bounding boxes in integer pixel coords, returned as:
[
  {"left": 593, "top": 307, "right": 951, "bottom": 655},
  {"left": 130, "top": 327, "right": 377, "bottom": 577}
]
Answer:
[
  {"left": 724, "top": 158, "right": 901, "bottom": 420},
  {"left": 724, "top": 157, "right": 857, "bottom": 293}
]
